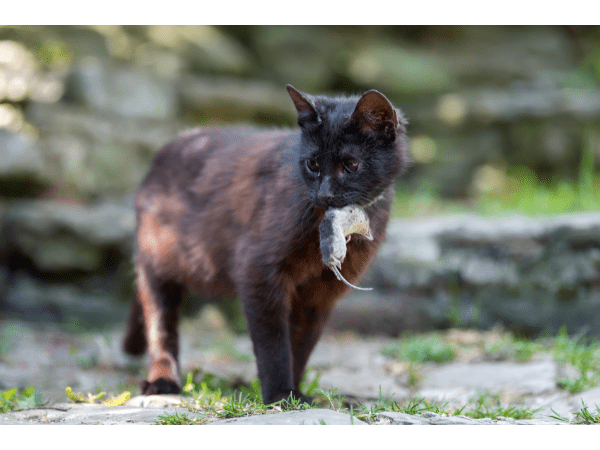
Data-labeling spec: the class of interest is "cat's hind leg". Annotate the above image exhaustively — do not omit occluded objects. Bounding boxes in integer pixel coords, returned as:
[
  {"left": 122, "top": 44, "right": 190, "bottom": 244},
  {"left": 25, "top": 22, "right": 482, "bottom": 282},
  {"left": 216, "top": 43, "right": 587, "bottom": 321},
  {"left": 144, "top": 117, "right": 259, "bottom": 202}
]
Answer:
[{"left": 135, "top": 265, "right": 183, "bottom": 395}]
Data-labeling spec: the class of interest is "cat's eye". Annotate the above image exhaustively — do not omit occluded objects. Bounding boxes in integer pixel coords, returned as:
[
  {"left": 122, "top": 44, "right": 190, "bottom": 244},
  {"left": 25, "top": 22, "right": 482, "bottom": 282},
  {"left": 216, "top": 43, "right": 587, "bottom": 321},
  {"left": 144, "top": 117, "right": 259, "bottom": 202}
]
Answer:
[
  {"left": 344, "top": 160, "right": 360, "bottom": 173},
  {"left": 306, "top": 158, "right": 319, "bottom": 173}
]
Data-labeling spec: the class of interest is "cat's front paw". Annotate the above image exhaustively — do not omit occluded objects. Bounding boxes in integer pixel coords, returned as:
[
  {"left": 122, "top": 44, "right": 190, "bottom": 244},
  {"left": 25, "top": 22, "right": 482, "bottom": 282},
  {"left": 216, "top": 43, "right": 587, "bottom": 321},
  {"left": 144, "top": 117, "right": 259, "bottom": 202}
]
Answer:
[{"left": 140, "top": 377, "right": 181, "bottom": 395}]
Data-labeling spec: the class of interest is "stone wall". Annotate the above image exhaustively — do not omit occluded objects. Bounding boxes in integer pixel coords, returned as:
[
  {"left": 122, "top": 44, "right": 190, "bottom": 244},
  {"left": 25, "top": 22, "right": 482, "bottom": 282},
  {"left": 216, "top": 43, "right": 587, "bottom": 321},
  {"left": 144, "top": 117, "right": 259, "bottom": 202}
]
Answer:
[
  {"left": 330, "top": 214, "right": 600, "bottom": 337},
  {"left": 2, "top": 199, "right": 600, "bottom": 338}
]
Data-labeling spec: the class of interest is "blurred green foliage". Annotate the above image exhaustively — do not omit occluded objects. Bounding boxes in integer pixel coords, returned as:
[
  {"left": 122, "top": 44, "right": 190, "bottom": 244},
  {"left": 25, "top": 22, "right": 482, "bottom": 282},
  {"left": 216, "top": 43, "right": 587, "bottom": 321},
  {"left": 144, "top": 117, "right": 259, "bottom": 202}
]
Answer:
[{"left": 394, "top": 128, "right": 600, "bottom": 217}]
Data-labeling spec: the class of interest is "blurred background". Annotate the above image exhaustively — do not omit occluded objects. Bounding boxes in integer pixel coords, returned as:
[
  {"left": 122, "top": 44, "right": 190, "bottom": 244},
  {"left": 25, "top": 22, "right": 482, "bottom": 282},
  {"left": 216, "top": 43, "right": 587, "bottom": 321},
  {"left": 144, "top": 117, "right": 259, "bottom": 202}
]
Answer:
[{"left": 1, "top": 25, "right": 600, "bottom": 340}]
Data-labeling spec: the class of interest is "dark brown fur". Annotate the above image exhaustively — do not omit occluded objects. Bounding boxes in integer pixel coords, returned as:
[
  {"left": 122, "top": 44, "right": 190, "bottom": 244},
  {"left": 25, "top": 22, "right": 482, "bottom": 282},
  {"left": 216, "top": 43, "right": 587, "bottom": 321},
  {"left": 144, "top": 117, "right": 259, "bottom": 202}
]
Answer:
[{"left": 123, "top": 86, "right": 408, "bottom": 403}]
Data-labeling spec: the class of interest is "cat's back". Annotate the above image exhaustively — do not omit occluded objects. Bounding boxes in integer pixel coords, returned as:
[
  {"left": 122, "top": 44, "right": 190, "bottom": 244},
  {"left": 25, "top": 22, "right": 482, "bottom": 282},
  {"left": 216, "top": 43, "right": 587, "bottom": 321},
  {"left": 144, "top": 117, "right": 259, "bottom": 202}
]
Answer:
[
  {"left": 137, "top": 125, "right": 300, "bottom": 230},
  {"left": 142, "top": 126, "right": 295, "bottom": 188}
]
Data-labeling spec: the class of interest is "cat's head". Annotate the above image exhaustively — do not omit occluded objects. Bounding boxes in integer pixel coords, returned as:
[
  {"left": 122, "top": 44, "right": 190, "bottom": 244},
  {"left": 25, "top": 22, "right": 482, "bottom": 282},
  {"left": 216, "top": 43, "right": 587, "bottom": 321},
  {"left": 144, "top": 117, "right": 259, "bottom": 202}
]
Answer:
[{"left": 287, "top": 85, "right": 408, "bottom": 210}]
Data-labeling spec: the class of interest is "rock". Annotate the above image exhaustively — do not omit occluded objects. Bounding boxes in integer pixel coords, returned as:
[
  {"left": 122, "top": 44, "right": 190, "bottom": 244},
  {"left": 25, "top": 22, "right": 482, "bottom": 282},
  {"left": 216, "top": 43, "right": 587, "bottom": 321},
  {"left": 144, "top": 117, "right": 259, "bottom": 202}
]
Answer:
[
  {"left": 253, "top": 27, "right": 342, "bottom": 92},
  {"left": 0, "top": 130, "right": 49, "bottom": 197},
  {"left": 2, "top": 274, "right": 127, "bottom": 327},
  {"left": 376, "top": 411, "right": 565, "bottom": 425},
  {"left": 178, "top": 75, "right": 293, "bottom": 124},
  {"left": 0, "top": 404, "right": 203, "bottom": 425},
  {"left": 27, "top": 102, "right": 178, "bottom": 196},
  {"left": 322, "top": 296, "right": 422, "bottom": 347},
  {"left": 318, "top": 367, "right": 410, "bottom": 401},
  {"left": 214, "top": 409, "right": 366, "bottom": 425},
  {"left": 0, "top": 404, "right": 363, "bottom": 425},
  {"left": 67, "top": 56, "right": 178, "bottom": 120},
  {"left": 177, "top": 25, "right": 254, "bottom": 76},
  {"left": 573, "top": 386, "right": 600, "bottom": 410},
  {"left": 29, "top": 103, "right": 177, "bottom": 152},
  {"left": 347, "top": 43, "right": 452, "bottom": 96},
  {"left": 421, "top": 359, "right": 557, "bottom": 395},
  {"left": 1, "top": 199, "right": 135, "bottom": 272}
]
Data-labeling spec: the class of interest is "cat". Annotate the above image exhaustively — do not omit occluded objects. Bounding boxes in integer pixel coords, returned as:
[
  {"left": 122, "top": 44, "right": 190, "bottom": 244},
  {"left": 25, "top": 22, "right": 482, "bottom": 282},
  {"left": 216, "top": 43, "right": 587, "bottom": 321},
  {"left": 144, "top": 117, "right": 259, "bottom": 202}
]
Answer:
[{"left": 123, "top": 85, "right": 408, "bottom": 404}]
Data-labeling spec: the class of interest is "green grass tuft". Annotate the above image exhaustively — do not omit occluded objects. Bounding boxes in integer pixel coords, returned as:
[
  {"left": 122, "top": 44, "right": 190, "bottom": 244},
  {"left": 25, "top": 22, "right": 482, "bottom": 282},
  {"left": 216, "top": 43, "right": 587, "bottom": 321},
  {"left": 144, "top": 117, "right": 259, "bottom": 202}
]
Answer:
[
  {"left": 155, "top": 411, "right": 205, "bottom": 425},
  {"left": 0, "top": 387, "right": 42, "bottom": 413},
  {"left": 384, "top": 333, "right": 457, "bottom": 364},
  {"left": 156, "top": 371, "right": 315, "bottom": 424},
  {"left": 549, "top": 400, "right": 600, "bottom": 424},
  {"left": 464, "top": 391, "right": 540, "bottom": 420},
  {"left": 552, "top": 327, "right": 600, "bottom": 393}
]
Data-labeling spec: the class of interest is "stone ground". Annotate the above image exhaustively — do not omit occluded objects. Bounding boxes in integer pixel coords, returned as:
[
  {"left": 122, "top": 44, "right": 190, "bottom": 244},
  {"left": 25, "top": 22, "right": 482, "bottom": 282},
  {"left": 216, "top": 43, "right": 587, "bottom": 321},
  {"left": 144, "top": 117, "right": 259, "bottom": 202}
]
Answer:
[{"left": 1, "top": 311, "right": 599, "bottom": 425}]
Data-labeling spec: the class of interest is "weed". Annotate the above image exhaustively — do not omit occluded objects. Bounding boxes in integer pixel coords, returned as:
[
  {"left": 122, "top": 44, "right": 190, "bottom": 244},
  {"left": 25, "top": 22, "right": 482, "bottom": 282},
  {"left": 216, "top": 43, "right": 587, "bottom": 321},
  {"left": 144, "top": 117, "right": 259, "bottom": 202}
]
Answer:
[
  {"left": 156, "top": 371, "right": 314, "bottom": 424},
  {"left": 155, "top": 411, "right": 206, "bottom": 425},
  {"left": 105, "top": 391, "right": 131, "bottom": 407},
  {"left": 348, "top": 388, "right": 465, "bottom": 423},
  {"left": 464, "top": 391, "right": 539, "bottom": 420},
  {"left": 549, "top": 400, "right": 600, "bottom": 424},
  {"left": 552, "top": 327, "right": 600, "bottom": 393},
  {"left": 512, "top": 339, "right": 542, "bottom": 362},
  {"left": 385, "top": 334, "right": 456, "bottom": 364},
  {"left": 64, "top": 386, "right": 130, "bottom": 406},
  {"left": 315, "top": 388, "right": 346, "bottom": 412},
  {"left": 406, "top": 362, "right": 422, "bottom": 388},
  {"left": 299, "top": 368, "right": 322, "bottom": 398},
  {"left": 484, "top": 334, "right": 543, "bottom": 362},
  {"left": 0, "top": 387, "right": 42, "bottom": 413},
  {"left": 65, "top": 386, "right": 105, "bottom": 403}
]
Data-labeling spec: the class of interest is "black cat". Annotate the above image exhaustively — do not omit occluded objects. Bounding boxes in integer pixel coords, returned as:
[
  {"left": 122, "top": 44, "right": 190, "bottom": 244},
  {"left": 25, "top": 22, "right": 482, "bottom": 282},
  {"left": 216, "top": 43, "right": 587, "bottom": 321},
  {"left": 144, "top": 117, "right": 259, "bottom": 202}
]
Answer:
[{"left": 123, "top": 85, "right": 408, "bottom": 404}]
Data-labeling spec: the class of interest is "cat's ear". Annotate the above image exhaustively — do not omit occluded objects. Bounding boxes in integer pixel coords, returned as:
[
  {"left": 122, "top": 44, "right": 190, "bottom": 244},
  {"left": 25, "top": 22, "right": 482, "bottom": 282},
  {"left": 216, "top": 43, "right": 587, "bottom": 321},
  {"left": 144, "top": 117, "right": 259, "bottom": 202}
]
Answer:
[
  {"left": 287, "top": 85, "right": 321, "bottom": 128},
  {"left": 351, "top": 90, "right": 399, "bottom": 138}
]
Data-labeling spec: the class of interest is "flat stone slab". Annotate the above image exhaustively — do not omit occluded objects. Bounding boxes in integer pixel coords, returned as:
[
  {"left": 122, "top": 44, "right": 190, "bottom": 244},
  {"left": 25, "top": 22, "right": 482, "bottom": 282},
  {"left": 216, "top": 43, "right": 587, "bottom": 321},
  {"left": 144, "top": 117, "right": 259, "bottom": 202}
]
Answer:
[
  {"left": 376, "top": 411, "right": 566, "bottom": 425},
  {"left": 0, "top": 403, "right": 364, "bottom": 425},
  {"left": 318, "top": 367, "right": 410, "bottom": 400},
  {"left": 214, "top": 409, "right": 366, "bottom": 425},
  {"left": 0, "top": 404, "right": 201, "bottom": 425},
  {"left": 421, "top": 360, "right": 557, "bottom": 395},
  {"left": 573, "top": 386, "right": 600, "bottom": 409}
]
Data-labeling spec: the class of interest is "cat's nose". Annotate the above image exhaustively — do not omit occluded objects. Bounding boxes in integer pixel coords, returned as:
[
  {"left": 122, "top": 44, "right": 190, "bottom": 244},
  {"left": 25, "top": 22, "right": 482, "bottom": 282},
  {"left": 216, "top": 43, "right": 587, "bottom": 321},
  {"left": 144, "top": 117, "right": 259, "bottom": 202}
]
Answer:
[
  {"left": 318, "top": 192, "right": 334, "bottom": 204},
  {"left": 317, "top": 176, "right": 334, "bottom": 205}
]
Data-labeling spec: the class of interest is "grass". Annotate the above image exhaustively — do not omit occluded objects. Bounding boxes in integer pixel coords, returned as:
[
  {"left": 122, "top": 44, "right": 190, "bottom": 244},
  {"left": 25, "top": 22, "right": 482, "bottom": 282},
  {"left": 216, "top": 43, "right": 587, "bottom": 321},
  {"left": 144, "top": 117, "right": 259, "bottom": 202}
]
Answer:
[
  {"left": 348, "top": 389, "right": 466, "bottom": 423},
  {"left": 483, "top": 333, "right": 544, "bottom": 362},
  {"left": 382, "top": 327, "right": 600, "bottom": 395},
  {"left": 551, "top": 327, "right": 600, "bottom": 393},
  {"left": 550, "top": 400, "right": 600, "bottom": 424},
  {"left": 382, "top": 333, "right": 457, "bottom": 364},
  {"left": 156, "top": 371, "right": 316, "bottom": 424},
  {"left": 156, "top": 411, "right": 205, "bottom": 425},
  {"left": 464, "top": 391, "right": 540, "bottom": 420},
  {"left": 314, "top": 387, "right": 545, "bottom": 423}
]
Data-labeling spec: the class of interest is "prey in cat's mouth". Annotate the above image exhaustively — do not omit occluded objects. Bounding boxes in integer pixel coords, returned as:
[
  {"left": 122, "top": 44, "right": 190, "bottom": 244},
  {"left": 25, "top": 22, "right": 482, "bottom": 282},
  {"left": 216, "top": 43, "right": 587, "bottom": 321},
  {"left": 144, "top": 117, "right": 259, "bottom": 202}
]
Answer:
[{"left": 319, "top": 204, "right": 374, "bottom": 291}]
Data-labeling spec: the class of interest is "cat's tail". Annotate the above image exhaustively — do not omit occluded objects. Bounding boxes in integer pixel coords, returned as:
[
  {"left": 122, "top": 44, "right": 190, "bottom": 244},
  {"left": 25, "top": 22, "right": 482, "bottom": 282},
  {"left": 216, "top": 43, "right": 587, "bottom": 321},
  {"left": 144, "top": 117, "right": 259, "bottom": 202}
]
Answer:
[{"left": 123, "top": 292, "right": 147, "bottom": 356}]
